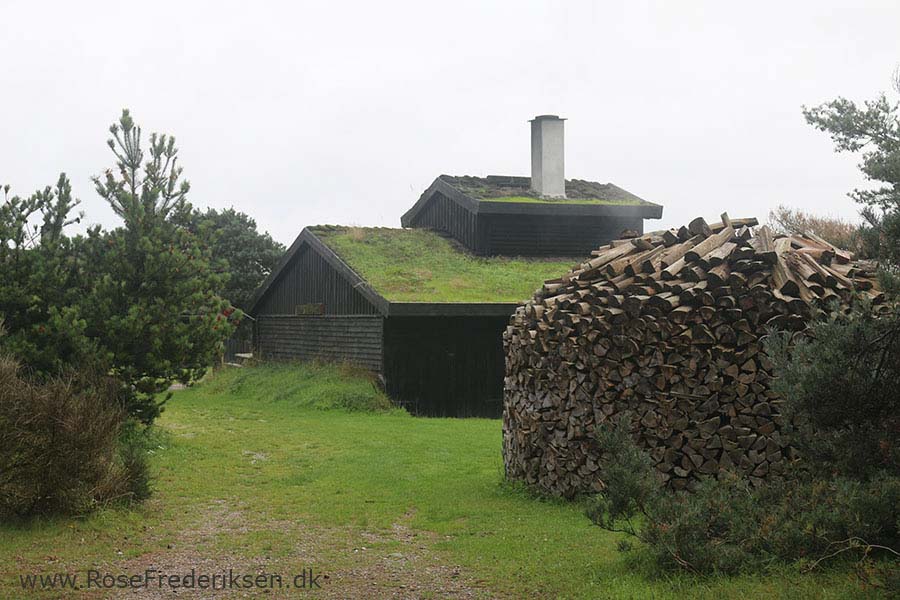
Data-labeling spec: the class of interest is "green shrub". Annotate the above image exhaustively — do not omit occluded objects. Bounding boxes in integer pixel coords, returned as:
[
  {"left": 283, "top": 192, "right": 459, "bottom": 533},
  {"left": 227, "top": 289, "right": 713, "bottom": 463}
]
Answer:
[
  {"left": 117, "top": 421, "right": 154, "bottom": 503},
  {"left": 0, "top": 357, "right": 150, "bottom": 519},
  {"left": 764, "top": 301, "right": 900, "bottom": 478},
  {"left": 585, "top": 414, "right": 660, "bottom": 534},
  {"left": 587, "top": 417, "right": 900, "bottom": 581},
  {"left": 587, "top": 298, "right": 900, "bottom": 588}
]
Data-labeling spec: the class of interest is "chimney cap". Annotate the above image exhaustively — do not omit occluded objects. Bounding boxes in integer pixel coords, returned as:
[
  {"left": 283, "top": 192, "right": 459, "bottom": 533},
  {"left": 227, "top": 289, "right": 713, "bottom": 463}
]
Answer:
[{"left": 529, "top": 114, "right": 566, "bottom": 122}]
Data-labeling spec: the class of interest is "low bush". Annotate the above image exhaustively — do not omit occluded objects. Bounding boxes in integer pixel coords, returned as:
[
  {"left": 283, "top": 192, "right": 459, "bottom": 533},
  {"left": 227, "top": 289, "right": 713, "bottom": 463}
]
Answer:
[
  {"left": 587, "top": 300, "right": 900, "bottom": 590},
  {"left": 586, "top": 417, "right": 900, "bottom": 583},
  {"left": 0, "top": 357, "right": 150, "bottom": 520},
  {"left": 764, "top": 301, "right": 900, "bottom": 478},
  {"left": 768, "top": 205, "right": 866, "bottom": 256}
]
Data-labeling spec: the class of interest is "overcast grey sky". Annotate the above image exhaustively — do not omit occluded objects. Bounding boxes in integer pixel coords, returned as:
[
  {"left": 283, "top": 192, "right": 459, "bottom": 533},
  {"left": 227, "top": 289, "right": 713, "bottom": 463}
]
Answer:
[{"left": 2, "top": 1, "right": 898, "bottom": 245}]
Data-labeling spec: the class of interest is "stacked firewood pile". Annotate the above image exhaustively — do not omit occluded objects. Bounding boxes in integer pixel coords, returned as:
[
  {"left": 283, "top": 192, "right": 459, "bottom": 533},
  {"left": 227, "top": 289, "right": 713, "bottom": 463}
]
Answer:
[{"left": 502, "top": 215, "right": 886, "bottom": 497}]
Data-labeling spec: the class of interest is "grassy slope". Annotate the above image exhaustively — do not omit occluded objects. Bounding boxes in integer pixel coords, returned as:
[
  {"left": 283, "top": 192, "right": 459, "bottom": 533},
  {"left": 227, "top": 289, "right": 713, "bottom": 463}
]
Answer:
[
  {"left": 0, "top": 365, "right": 882, "bottom": 599},
  {"left": 313, "top": 227, "right": 575, "bottom": 303}
]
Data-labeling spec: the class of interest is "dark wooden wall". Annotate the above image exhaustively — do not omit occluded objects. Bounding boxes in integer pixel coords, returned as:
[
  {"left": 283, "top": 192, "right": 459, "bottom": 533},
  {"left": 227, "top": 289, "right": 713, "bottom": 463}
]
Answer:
[
  {"left": 254, "top": 244, "right": 378, "bottom": 316},
  {"left": 256, "top": 315, "right": 384, "bottom": 371},
  {"left": 383, "top": 316, "right": 507, "bottom": 418},
  {"left": 410, "top": 196, "right": 643, "bottom": 257},
  {"left": 481, "top": 214, "right": 643, "bottom": 256},
  {"left": 254, "top": 243, "right": 383, "bottom": 371},
  {"left": 409, "top": 192, "right": 482, "bottom": 252}
]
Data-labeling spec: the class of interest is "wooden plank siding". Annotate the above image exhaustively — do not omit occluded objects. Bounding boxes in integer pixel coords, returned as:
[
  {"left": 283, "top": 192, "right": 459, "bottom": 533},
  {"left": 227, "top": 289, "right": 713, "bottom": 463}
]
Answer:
[
  {"left": 254, "top": 244, "right": 379, "bottom": 316},
  {"left": 256, "top": 315, "right": 384, "bottom": 371},
  {"left": 383, "top": 316, "right": 507, "bottom": 417},
  {"left": 409, "top": 191, "right": 483, "bottom": 252},
  {"left": 407, "top": 191, "right": 643, "bottom": 257},
  {"left": 483, "top": 214, "right": 644, "bottom": 256}
]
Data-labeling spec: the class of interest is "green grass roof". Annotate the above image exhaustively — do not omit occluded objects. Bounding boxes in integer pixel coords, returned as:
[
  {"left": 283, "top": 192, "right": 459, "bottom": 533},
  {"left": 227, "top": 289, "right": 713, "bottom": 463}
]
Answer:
[
  {"left": 311, "top": 226, "right": 575, "bottom": 303},
  {"left": 439, "top": 175, "right": 654, "bottom": 206}
]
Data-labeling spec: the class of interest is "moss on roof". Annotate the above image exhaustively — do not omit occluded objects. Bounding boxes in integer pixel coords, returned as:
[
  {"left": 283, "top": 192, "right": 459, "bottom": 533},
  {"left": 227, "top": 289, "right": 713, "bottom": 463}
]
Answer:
[
  {"left": 441, "top": 175, "right": 654, "bottom": 206},
  {"left": 310, "top": 226, "right": 575, "bottom": 303}
]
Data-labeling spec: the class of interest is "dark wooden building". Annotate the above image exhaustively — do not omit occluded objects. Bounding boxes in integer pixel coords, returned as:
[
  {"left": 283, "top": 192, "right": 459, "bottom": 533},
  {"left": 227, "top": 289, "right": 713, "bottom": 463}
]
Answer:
[
  {"left": 247, "top": 227, "right": 523, "bottom": 417},
  {"left": 401, "top": 175, "right": 663, "bottom": 257},
  {"left": 249, "top": 176, "right": 662, "bottom": 417}
]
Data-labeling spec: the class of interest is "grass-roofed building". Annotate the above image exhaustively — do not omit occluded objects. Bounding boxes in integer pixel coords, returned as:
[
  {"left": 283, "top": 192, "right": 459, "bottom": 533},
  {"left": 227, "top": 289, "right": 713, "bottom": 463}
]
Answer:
[
  {"left": 248, "top": 115, "right": 663, "bottom": 417},
  {"left": 247, "top": 226, "right": 574, "bottom": 416},
  {"left": 402, "top": 174, "right": 661, "bottom": 257}
]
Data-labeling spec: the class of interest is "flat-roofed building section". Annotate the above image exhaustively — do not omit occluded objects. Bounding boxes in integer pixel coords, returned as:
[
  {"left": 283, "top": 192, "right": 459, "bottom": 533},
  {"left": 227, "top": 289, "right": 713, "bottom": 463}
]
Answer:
[{"left": 401, "top": 175, "right": 663, "bottom": 256}]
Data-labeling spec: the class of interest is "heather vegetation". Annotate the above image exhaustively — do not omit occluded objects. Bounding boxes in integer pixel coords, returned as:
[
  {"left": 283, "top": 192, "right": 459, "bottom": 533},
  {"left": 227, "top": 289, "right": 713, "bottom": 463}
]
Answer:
[{"left": 0, "top": 354, "right": 150, "bottom": 520}]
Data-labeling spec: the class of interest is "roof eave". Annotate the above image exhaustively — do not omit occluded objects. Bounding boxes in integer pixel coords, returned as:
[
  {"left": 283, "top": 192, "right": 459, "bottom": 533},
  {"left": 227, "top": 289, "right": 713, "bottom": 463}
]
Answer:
[{"left": 386, "top": 302, "right": 520, "bottom": 317}]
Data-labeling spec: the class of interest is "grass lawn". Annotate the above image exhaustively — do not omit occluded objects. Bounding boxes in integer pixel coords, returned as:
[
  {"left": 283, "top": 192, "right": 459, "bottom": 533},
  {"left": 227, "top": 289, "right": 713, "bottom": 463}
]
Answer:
[
  {"left": 0, "top": 364, "right": 885, "bottom": 599},
  {"left": 312, "top": 226, "right": 575, "bottom": 303}
]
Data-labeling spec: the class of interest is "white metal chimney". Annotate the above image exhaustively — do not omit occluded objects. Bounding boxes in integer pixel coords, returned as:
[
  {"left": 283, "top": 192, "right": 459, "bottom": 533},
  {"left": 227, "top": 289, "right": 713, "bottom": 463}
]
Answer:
[{"left": 530, "top": 115, "right": 566, "bottom": 198}]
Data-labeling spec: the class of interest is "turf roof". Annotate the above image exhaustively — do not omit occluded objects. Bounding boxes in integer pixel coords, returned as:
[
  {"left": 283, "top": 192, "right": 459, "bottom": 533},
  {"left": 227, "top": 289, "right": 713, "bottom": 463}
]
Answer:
[
  {"left": 442, "top": 175, "right": 653, "bottom": 205},
  {"left": 310, "top": 226, "right": 576, "bottom": 303}
]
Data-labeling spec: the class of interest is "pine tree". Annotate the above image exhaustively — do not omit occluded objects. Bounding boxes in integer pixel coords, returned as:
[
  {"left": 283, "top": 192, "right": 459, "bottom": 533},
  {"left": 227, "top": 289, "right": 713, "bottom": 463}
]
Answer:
[
  {"left": 178, "top": 207, "right": 285, "bottom": 310},
  {"left": 0, "top": 175, "right": 94, "bottom": 375},
  {"left": 803, "top": 73, "right": 900, "bottom": 262},
  {"left": 85, "top": 110, "right": 235, "bottom": 423}
]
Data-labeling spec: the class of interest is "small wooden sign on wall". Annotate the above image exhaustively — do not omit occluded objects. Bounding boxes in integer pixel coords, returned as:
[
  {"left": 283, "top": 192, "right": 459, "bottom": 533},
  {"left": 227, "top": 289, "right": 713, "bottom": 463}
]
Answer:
[{"left": 295, "top": 303, "right": 325, "bottom": 315}]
